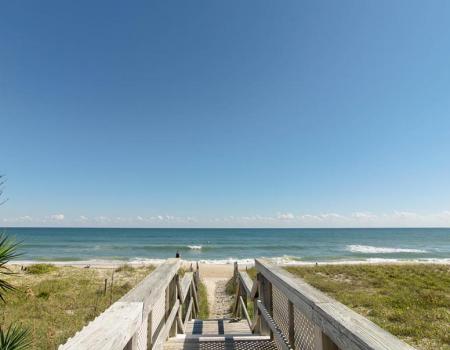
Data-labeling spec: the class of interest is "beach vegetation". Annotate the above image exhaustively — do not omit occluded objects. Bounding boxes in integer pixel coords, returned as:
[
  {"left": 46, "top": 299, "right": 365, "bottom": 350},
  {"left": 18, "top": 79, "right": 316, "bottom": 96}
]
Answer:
[
  {"left": 225, "top": 276, "right": 236, "bottom": 296},
  {"left": 26, "top": 263, "right": 57, "bottom": 275},
  {"left": 225, "top": 272, "right": 255, "bottom": 319},
  {"left": 197, "top": 280, "right": 209, "bottom": 319},
  {"left": 0, "top": 324, "right": 32, "bottom": 350},
  {"left": 285, "top": 264, "right": 450, "bottom": 350},
  {"left": 114, "top": 263, "right": 134, "bottom": 273},
  {"left": 0, "top": 231, "right": 32, "bottom": 350},
  {"left": 0, "top": 265, "right": 154, "bottom": 349},
  {"left": 0, "top": 233, "right": 20, "bottom": 301}
]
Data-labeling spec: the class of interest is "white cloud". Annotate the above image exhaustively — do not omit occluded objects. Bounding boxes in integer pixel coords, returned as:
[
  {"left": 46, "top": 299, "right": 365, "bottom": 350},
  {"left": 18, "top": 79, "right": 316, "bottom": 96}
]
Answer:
[
  {"left": 277, "top": 212, "right": 295, "bottom": 220},
  {"left": 352, "top": 212, "right": 377, "bottom": 220},
  {"left": 2, "top": 215, "right": 33, "bottom": 223},
  {"left": 1, "top": 210, "right": 450, "bottom": 228},
  {"left": 48, "top": 214, "right": 65, "bottom": 221}
]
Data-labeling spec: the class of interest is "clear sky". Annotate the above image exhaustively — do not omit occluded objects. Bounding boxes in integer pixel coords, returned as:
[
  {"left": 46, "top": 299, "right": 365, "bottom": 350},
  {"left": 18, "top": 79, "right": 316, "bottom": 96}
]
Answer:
[{"left": 1, "top": 1, "right": 450, "bottom": 228}]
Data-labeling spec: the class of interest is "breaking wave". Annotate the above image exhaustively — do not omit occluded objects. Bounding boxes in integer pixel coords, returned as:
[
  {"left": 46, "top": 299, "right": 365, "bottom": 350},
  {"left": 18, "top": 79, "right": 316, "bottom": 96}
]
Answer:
[
  {"left": 187, "top": 245, "right": 202, "bottom": 250},
  {"left": 347, "top": 245, "right": 426, "bottom": 254}
]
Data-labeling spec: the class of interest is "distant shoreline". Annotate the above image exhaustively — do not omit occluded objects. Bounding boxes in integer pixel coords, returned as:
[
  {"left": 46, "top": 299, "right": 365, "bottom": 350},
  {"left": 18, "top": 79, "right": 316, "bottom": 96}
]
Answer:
[{"left": 10, "top": 257, "right": 450, "bottom": 269}]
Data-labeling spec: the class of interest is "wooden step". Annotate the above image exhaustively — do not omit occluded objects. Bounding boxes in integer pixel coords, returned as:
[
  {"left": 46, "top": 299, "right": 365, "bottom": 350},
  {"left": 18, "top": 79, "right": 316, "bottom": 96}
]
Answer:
[
  {"left": 164, "top": 319, "right": 277, "bottom": 350},
  {"left": 184, "top": 319, "right": 252, "bottom": 336},
  {"left": 164, "top": 336, "right": 277, "bottom": 350}
]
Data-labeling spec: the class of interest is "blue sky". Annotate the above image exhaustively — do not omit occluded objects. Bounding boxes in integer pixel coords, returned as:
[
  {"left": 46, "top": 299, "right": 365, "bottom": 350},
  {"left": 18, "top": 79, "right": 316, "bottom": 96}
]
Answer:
[{"left": 1, "top": 1, "right": 450, "bottom": 227}]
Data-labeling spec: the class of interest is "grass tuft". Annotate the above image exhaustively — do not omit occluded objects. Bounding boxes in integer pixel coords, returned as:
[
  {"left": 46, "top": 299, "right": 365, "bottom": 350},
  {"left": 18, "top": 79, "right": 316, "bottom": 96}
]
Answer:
[
  {"left": 26, "top": 264, "right": 57, "bottom": 275},
  {"left": 197, "top": 281, "right": 209, "bottom": 319},
  {"left": 225, "top": 277, "right": 236, "bottom": 296},
  {"left": 114, "top": 264, "right": 134, "bottom": 273}
]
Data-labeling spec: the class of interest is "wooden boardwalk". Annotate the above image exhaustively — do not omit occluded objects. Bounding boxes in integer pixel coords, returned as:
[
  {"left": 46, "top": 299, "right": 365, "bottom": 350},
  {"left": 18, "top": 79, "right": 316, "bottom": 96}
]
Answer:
[
  {"left": 164, "top": 319, "right": 277, "bottom": 350},
  {"left": 59, "top": 259, "right": 417, "bottom": 350}
]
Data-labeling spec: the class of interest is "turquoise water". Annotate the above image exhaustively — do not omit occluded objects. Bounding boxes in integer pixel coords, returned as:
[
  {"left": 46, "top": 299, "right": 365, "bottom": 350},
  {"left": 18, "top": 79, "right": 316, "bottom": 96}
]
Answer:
[{"left": 4, "top": 227, "right": 450, "bottom": 264}]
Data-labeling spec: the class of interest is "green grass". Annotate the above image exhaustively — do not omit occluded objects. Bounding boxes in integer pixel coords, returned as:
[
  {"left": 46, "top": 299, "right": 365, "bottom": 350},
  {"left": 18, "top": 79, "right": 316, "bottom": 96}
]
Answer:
[
  {"left": 114, "top": 264, "right": 135, "bottom": 273},
  {"left": 26, "top": 264, "right": 58, "bottom": 275},
  {"left": 285, "top": 264, "right": 450, "bottom": 350},
  {"left": 225, "top": 276, "right": 236, "bottom": 296},
  {"left": 225, "top": 271, "right": 256, "bottom": 319},
  {"left": 0, "top": 265, "right": 154, "bottom": 350},
  {"left": 197, "top": 280, "right": 209, "bottom": 319}
]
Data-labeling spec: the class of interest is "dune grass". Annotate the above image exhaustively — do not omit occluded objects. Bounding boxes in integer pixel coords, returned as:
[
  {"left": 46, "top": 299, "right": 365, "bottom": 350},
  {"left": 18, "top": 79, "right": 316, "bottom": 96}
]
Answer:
[
  {"left": 197, "top": 280, "right": 210, "bottom": 319},
  {"left": 285, "top": 264, "right": 450, "bottom": 350},
  {"left": 0, "top": 264, "right": 154, "bottom": 350},
  {"left": 225, "top": 274, "right": 255, "bottom": 319},
  {"left": 26, "top": 263, "right": 58, "bottom": 275}
]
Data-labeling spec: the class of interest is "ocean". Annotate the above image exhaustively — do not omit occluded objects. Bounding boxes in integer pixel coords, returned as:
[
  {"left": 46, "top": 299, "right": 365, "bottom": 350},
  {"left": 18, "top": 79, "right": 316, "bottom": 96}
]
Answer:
[{"left": 4, "top": 227, "right": 450, "bottom": 264}]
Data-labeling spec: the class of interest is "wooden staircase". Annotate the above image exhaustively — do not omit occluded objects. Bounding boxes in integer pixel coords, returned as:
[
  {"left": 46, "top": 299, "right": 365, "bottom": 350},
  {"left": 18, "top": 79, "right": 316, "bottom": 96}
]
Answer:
[
  {"left": 164, "top": 319, "right": 276, "bottom": 350},
  {"left": 59, "top": 259, "right": 417, "bottom": 350}
]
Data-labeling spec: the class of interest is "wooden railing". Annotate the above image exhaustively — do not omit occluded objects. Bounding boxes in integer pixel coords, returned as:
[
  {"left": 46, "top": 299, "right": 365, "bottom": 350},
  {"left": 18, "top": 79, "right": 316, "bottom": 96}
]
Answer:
[
  {"left": 233, "top": 259, "right": 416, "bottom": 350},
  {"left": 59, "top": 259, "right": 200, "bottom": 350}
]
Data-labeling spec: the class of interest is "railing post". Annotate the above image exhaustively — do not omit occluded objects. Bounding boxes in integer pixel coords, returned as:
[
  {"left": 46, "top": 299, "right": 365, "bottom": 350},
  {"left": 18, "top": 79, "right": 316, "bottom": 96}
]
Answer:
[
  {"left": 288, "top": 300, "right": 295, "bottom": 347},
  {"left": 147, "top": 311, "right": 153, "bottom": 349},
  {"left": 195, "top": 262, "right": 200, "bottom": 286},
  {"left": 242, "top": 283, "right": 247, "bottom": 310},
  {"left": 257, "top": 272, "right": 273, "bottom": 337},
  {"left": 188, "top": 285, "right": 194, "bottom": 320},
  {"left": 169, "top": 276, "right": 178, "bottom": 337},
  {"left": 314, "top": 326, "right": 338, "bottom": 350}
]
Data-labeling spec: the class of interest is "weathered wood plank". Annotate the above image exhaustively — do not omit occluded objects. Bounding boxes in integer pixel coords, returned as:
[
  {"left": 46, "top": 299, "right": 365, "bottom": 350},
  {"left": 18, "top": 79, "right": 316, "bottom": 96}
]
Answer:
[
  {"left": 183, "top": 298, "right": 194, "bottom": 329},
  {"left": 163, "top": 336, "right": 277, "bottom": 350},
  {"left": 120, "top": 259, "right": 181, "bottom": 315},
  {"left": 238, "top": 271, "right": 253, "bottom": 296},
  {"left": 59, "top": 302, "right": 142, "bottom": 350},
  {"left": 191, "top": 281, "right": 200, "bottom": 315},
  {"left": 255, "top": 259, "right": 416, "bottom": 350},
  {"left": 153, "top": 300, "right": 180, "bottom": 350},
  {"left": 179, "top": 273, "right": 193, "bottom": 303},
  {"left": 184, "top": 320, "right": 252, "bottom": 336},
  {"left": 239, "top": 296, "right": 252, "bottom": 330}
]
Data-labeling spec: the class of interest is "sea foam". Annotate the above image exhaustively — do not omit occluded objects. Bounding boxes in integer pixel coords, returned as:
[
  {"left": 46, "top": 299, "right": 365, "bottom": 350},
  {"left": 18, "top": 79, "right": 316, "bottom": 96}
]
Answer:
[{"left": 347, "top": 245, "right": 426, "bottom": 254}]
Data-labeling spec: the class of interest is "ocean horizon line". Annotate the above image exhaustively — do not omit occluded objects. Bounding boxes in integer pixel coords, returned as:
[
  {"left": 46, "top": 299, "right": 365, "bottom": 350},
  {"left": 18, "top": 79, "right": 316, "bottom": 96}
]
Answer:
[{"left": 3, "top": 225, "right": 450, "bottom": 230}]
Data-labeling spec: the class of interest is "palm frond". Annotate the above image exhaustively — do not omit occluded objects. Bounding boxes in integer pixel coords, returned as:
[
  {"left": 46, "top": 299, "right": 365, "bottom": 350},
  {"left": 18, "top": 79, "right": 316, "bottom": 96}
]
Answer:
[
  {"left": 0, "top": 324, "right": 31, "bottom": 350},
  {"left": 0, "top": 234, "right": 21, "bottom": 269},
  {"left": 0, "top": 234, "right": 22, "bottom": 302}
]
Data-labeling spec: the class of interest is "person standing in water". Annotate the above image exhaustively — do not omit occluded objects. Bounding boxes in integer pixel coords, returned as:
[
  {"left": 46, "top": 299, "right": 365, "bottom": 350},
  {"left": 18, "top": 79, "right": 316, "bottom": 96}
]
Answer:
[{"left": 175, "top": 250, "right": 180, "bottom": 258}]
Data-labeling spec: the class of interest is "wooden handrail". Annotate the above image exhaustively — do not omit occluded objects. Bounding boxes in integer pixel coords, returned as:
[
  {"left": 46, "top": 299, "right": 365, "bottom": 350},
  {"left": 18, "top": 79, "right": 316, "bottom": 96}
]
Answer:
[
  {"left": 153, "top": 299, "right": 181, "bottom": 350},
  {"left": 120, "top": 258, "right": 181, "bottom": 313},
  {"left": 178, "top": 272, "right": 193, "bottom": 303},
  {"left": 255, "top": 259, "right": 416, "bottom": 350},
  {"left": 59, "top": 302, "right": 143, "bottom": 350},
  {"left": 239, "top": 296, "right": 252, "bottom": 330},
  {"left": 183, "top": 298, "right": 194, "bottom": 330},
  {"left": 59, "top": 259, "right": 200, "bottom": 350},
  {"left": 238, "top": 271, "right": 253, "bottom": 295}
]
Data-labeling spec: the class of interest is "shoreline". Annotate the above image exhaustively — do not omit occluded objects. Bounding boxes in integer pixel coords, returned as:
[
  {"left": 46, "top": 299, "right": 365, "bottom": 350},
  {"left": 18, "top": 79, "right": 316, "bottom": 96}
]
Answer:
[{"left": 10, "top": 257, "right": 450, "bottom": 269}]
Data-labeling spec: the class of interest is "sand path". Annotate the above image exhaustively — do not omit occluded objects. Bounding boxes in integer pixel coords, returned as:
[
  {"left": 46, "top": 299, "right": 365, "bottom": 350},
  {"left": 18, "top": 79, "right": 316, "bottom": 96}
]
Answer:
[{"left": 199, "top": 264, "right": 234, "bottom": 318}]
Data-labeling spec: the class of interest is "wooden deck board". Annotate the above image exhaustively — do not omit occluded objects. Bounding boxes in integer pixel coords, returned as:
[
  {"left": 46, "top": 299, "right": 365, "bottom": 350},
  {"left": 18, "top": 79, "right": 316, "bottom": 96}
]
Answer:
[
  {"left": 164, "top": 320, "right": 277, "bottom": 350},
  {"left": 164, "top": 338, "right": 277, "bottom": 350},
  {"left": 185, "top": 320, "right": 252, "bottom": 336}
]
